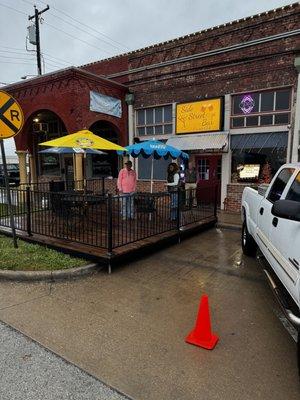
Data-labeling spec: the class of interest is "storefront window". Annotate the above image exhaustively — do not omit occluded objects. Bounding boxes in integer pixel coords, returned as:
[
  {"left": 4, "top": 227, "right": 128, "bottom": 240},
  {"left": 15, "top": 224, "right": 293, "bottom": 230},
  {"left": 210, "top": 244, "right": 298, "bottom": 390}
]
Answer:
[
  {"left": 138, "top": 157, "right": 170, "bottom": 180},
  {"left": 198, "top": 159, "right": 210, "bottom": 180},
  {"left": 230, "top": 132, "right": 288, "bottom": 184},
  {"left": 40, "top": 154, "right": 60, "bottom": 176},
  {"left": 136, "top": 105, "right": 173, "bottom": 136},
  {"left": 231, "top": 88, "right": 291, "bottom": 128},
  {"left": 32, "top": 111, "right": 68, "bottom": 177}
]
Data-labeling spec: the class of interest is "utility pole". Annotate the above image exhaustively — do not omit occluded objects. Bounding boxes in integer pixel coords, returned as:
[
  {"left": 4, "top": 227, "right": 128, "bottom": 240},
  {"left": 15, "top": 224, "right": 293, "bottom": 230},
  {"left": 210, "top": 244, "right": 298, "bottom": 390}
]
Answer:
[{"left": 28, "top": 5, "right": 49, "bottom": 75}]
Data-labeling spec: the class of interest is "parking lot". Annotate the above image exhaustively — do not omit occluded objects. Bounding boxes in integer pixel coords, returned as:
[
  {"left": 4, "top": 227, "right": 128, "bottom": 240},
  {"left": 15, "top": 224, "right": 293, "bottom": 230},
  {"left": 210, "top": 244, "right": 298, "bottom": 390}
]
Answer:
[{"left": 0, "top": 229, "right": 299, "bottom": 400}]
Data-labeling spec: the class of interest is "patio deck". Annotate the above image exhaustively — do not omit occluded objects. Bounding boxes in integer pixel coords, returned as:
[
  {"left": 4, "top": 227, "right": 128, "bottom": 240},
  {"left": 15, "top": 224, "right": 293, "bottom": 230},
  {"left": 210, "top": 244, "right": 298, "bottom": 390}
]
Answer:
[
  {"left": 0, "top": 215, "right": 216, "bottom": 271},
  {"left": 0, "top": 186, "right": 217, "bottom": 272}
]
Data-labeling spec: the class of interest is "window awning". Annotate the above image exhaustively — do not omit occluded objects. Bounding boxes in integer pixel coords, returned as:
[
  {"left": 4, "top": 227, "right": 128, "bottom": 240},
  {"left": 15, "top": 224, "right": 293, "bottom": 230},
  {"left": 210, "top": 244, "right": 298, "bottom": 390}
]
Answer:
[
  {"left": 231, "top": 132, "right": 288, "bottom": 153},
  {"left": 166, "top": 132, "right": 229, "bottom": 152}
]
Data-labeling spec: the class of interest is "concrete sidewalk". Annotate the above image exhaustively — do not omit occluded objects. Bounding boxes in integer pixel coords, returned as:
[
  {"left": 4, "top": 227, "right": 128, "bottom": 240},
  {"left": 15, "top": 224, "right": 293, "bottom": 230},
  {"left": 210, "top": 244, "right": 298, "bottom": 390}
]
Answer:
[
  {"left": 0, "top": 321, "right": 128, "bottom": 400},
  {"left": 0, "top": 229, "right": 299, "bottom": 400}
]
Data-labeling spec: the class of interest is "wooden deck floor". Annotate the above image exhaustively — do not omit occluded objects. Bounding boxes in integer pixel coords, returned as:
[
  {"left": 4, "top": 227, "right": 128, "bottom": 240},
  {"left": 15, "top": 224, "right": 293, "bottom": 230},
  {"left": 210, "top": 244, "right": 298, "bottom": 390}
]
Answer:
[{"left": 0, "top": 215, "right": 216, "bottom": 272}]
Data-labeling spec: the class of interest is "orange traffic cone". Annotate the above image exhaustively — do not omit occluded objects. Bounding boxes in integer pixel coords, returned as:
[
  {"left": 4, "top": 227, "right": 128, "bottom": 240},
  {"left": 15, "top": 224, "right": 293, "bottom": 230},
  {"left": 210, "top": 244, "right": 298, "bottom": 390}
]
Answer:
[{"left": 185, "top": 294, "right": 219, "bottom": 350}]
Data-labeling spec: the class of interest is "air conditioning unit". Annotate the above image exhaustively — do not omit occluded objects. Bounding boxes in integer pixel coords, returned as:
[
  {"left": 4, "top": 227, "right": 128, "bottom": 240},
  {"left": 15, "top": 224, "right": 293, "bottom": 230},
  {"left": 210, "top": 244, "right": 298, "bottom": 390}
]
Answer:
[{"left": 33, "top": 123, "right": 49, "bottom": 133}]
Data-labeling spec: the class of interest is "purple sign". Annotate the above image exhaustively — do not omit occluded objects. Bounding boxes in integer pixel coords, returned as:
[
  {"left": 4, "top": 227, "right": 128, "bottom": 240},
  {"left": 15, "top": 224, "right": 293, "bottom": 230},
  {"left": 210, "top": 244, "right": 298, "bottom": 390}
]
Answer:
[{"left": 239, "top": 94, "right": 255, "bottom": 114}]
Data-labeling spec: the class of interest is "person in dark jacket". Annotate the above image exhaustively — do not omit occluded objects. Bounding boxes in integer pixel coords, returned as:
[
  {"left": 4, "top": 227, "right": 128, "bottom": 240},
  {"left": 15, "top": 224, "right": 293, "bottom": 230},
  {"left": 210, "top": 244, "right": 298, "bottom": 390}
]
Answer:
[
  {"left": 166, "top": 163, "right": 180, "bottom": 220},
  {"left": 185, "top": 162, "right": 197, "bottom": 207}
]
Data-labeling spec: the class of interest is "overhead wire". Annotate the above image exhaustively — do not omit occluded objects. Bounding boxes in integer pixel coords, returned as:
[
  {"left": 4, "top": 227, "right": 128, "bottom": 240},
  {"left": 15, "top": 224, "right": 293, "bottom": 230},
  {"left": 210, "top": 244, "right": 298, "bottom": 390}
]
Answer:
[
  {"left": 0, "top": 2, "right": 112, "bottom": 58},
  {"left": 0, "top": 54, "right": 35, "bottom": 61},
  {"left": 0, "top": 1, "right": 117, "bottom": 57},
  {"left": 43, "top": 21, "right": 114, "bottom": 56},
  {"left": 0, "top": 60, "right": 35, "bottom": 65},
  {"left": 0, "top": 2, "right": 27, "bottom": 17},
  {"left": 32, "top": 0, "right": 131, "bottom": 51},
  {"left": 17, "top": 0, "right": 125, "bottom": 55},
  {"left": 0, "top": 45, "right": 72, "bottom": 65}
]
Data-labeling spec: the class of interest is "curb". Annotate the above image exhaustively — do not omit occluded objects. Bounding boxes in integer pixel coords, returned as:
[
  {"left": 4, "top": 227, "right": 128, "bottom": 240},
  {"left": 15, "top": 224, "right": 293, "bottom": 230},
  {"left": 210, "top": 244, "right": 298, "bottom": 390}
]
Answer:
[
  {"left": 0, "top": 263, "right": 99, "bottom": 282},
  {"left": 216, "top": 223, "right": 242, "bottom": 231}
]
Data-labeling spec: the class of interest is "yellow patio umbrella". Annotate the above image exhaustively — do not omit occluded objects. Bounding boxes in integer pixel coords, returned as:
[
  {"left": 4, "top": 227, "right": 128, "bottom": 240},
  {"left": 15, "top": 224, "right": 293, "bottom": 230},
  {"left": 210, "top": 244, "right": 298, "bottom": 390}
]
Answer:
[
  {"left": 39, "top": 129, "right": 126, "bottom": 191},
  {"left": 39, "top": 129, "right": 125, "bottom": 151}
]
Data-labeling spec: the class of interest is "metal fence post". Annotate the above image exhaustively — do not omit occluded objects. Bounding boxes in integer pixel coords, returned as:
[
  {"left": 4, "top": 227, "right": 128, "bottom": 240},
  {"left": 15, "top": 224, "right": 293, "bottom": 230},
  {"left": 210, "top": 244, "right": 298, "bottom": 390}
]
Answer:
[
  {"left": 107, "top": 193, "right": 113, "bottom": 273},
  {"left": 177, "top": 188, "right": 181, "bottom": 243},
  {"left": 102, "top": 177, "right": 105, "bottom": 196},
  {"left": 214, "top": 184, "right": 218, "bottom": 217},
  {"left": 26, "top": 186, "right": 32, "bottom": 236}
]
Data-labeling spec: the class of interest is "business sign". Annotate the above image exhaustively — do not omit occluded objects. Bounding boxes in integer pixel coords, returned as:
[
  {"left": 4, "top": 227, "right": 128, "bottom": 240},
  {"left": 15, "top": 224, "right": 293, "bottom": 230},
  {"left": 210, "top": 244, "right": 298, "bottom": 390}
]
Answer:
[
  {"left": 239, "top": 94, "right": 255, "bottom": 114},
  {"left": 176, "top": 98, "right": 222, "bottom": 134},
  {"left": 0, "top": 91, "right": 24, "bottom": 139},
  {"left": 238, "top": 164, "right": 260, "bottom": 180}
]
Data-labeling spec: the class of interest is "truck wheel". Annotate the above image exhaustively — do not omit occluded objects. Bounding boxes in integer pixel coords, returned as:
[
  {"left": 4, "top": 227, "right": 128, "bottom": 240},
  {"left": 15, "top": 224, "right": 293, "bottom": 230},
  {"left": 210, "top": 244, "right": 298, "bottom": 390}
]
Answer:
[{"left": 242, "top": 221, "right": 257, "bottom": 257}]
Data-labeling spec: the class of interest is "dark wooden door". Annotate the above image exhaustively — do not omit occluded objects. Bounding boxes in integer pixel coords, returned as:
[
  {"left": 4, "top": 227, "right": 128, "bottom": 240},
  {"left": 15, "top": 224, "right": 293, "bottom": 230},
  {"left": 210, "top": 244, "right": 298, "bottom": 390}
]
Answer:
[{"left": 195, "top": 155, "right": 221, "bottom": 204}]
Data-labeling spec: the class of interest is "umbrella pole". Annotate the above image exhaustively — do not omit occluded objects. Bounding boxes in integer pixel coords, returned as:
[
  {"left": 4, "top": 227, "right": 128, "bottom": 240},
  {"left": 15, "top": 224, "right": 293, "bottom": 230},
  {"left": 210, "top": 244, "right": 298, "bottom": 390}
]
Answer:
[
  {"left": 84, "top": 150, "right": 86, "bottom": 195},
  {"left": 150, "top": 157, "right": 154, "bottom": 194},
  {"left": 149, "top": 157, "right": 154, "bottom": 222}
]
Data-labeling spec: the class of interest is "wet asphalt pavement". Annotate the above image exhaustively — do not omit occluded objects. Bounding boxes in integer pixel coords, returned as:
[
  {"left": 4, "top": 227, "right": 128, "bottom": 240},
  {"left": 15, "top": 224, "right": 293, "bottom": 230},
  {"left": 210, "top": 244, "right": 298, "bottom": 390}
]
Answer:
[{"left": 0, "top": 228, "right": 299, "bottom": 400}]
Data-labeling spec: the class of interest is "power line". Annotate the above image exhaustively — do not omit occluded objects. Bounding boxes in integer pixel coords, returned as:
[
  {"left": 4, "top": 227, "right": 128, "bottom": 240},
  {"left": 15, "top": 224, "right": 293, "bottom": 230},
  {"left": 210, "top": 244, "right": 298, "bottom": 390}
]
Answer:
[
  {"left": 33, "top": 0, "right": 131, "bottom": 51},
  {"left": 0, "top": 60, "right": 35, "bottom": 65},
  {"left": 43, "top": 52, "right": 71, "bottom": 66},
  {"left": 0, "top": 45, "right": 26, "bottom": 51},
  {"left": 0, "top": 54, "right": 35, "bottom": 61},
  {"left": 0, "top": 3, "right": 118, "bottom": 61},
  {"left": 0, "top": 49, "right": 32, "bottom": 56},
  {"left": 42, "top": 56, "right": 70, "bottom": 67},
  {"left": 43, "top": 58, "right": 67, "bottom": 69},
  {"left": 0, "top": 2, "right": 27, "bottom": 16},
  {"left": 43, "top": 21, "right": 114, "bottom": 56},
  {"left": 0, "top": 47, "right": 71, "bottom": 69},
  {"left": 47, "top": 12, "right": 126, "bottom": 53},
  {"left": 0, "top": 48, "right": 71, "bottom": 66},
  {"left": 19, "top": 0, "right": 127, "bottom": 53}
]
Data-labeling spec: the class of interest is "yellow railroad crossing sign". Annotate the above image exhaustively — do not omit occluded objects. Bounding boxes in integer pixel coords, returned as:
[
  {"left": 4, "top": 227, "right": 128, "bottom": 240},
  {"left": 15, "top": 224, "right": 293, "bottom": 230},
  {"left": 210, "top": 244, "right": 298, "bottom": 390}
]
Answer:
[{"left": 0, "top": 90, "right": 24, "bottom": 139}]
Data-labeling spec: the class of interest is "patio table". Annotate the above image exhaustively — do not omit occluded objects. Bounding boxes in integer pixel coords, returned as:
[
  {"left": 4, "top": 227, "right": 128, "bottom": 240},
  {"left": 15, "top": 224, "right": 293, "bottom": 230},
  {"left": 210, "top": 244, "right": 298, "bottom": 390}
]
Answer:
[{"left": 50, "top": 191, "right": 105, "bottom": 229}]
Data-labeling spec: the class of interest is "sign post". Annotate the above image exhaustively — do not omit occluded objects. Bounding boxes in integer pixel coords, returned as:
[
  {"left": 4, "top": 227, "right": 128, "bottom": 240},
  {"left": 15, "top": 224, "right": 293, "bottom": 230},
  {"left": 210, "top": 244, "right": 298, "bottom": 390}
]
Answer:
[
  {"left": 0, "top": 140, "right": 18, "bottom": 247},
  {"left": 0, "top": 91, "right": 24, "bottom": 249}
]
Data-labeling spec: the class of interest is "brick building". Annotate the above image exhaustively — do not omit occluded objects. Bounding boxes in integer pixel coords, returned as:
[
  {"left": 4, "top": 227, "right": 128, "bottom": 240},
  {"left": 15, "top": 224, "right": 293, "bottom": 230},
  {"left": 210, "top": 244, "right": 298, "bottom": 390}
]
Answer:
[
  {"left": 4, "top": 67, "right": 128, "bottom": 185},
  {"left": 4, "top": 2, "right": 300, "bottom": 210}
]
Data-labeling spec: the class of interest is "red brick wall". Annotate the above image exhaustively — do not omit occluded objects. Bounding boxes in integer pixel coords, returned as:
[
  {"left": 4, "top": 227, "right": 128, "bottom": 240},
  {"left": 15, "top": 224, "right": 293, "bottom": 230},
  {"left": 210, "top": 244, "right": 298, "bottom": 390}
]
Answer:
[
  {"left": 5, "top": 69, "right": 128, "bottom": 151},
  {"left": 226, "top": 183, "right": 258, "bottom": 212},
  {"left": 104, "top": 179, "right": 166, "bottom": 194},
  {"left": 82, "top": 55, "right": 130, "bottom": 85},
  {"left": 76, "top": 4, "right": 300, "bottom": 102},
  {"left": 83, "top": 4, "right": 299, "bottom": 107}
]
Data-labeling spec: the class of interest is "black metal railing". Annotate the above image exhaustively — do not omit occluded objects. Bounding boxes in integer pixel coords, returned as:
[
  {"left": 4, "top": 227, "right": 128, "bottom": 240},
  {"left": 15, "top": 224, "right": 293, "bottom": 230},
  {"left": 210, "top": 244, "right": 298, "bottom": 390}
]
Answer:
[
  {"left": 22, "top": 177, "right": 107, "bottom": 195},
  {"left": 0, "top": 185, "right": 217, "bottom": 252},
  {"left": 0, "top": 187, "right": 27, "bottom": 231}
]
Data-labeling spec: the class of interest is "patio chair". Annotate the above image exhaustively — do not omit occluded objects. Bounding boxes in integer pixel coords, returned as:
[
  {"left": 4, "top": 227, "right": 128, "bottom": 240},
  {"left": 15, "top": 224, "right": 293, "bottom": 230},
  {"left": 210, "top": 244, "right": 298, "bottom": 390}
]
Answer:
[{"left": 134, "top": 194, "right": 156, "bottom": 214}]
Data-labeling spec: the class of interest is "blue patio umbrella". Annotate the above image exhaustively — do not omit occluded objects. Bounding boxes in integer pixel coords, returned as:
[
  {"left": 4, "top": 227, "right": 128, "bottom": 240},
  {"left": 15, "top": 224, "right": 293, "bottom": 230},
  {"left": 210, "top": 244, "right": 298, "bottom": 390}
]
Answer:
[{"left": 118, "top": 139, "right": 189, "bottom": 192}]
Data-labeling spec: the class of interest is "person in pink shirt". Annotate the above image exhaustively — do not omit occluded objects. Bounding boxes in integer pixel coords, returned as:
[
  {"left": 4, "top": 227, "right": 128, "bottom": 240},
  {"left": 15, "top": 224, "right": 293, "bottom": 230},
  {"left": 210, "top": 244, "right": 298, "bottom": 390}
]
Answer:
[{"left": 117, "top": 160, "right": 137, "bottom": 219}]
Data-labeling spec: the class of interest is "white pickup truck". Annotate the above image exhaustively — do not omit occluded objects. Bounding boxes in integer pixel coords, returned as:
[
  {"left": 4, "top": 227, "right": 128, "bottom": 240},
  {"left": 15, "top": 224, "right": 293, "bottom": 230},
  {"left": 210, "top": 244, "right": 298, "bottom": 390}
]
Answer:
[{"left": 242, "top": 163, "right": 300, "bottom": 370}]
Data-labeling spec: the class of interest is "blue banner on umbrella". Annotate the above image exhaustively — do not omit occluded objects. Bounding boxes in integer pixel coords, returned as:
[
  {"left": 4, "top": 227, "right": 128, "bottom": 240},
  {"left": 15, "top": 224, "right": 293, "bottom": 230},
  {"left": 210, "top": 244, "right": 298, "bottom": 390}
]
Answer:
[{"left": 117, "top": 139, "right": 189, "bottom": 160}]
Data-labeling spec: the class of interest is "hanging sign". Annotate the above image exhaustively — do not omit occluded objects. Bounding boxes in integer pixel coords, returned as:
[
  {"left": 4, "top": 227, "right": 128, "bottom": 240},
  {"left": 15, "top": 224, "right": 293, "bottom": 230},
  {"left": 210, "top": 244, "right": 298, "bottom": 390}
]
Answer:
[{"left": 0, "top": 91, "right": 24, "bottom": 139}]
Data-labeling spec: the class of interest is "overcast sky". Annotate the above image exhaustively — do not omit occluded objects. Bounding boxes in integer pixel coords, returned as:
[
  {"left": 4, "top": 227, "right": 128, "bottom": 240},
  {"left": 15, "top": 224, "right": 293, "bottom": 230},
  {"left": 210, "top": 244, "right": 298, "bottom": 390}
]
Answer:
[{"left": 0, "top": 0, "right": 295, "bottom": 155}]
